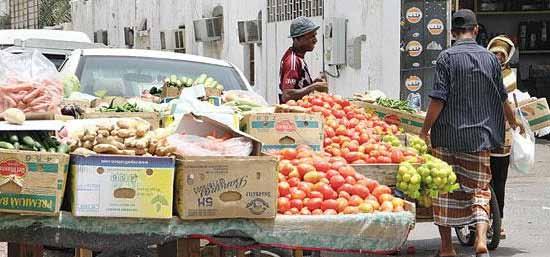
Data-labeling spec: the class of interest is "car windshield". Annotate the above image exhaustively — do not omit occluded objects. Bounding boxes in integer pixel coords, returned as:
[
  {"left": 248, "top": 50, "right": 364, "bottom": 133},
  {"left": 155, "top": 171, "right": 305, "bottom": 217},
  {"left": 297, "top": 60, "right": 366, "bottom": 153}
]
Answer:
[{"left": 76, "top": 55, "right": 247, "bottom": 97}]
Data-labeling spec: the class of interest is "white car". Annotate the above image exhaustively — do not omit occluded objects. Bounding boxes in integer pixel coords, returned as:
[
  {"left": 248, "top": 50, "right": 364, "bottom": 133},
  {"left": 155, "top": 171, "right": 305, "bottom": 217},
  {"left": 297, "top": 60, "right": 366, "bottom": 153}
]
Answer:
[
  {"left": 60, "top": 48, "right": 253, "bottom": 97},
  {"left": 0, "top": 29, "right": 99, "bottom": 68}
]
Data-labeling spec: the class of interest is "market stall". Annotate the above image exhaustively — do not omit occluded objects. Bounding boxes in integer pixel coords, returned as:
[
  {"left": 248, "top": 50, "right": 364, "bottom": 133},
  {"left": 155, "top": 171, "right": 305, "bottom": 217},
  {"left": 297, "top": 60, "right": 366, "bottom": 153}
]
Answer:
[{"left": 0, "top": 50, "right": 423, "bottom": 257}]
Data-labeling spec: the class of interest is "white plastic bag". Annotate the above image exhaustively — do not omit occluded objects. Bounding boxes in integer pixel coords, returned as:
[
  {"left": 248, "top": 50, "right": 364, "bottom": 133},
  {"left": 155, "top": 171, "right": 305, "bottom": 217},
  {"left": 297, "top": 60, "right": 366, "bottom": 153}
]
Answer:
[{"left": 510, "top": 109, "right": 535, "bottom": 174}]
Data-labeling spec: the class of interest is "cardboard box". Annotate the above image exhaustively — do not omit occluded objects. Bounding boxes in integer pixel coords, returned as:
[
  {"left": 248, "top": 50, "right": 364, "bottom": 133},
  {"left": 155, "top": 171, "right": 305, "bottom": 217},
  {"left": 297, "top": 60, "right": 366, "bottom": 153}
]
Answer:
[
  {"left": 175, "top": 156, "right": 278, "bottom": 220},
  {"left": 82, "top": 112, "right": 160, "bottom": 129},
  {"left": 518, "top": 98, "right": 550, "bottom": 131},
  {"left": 174, "top": 113, "right": 277, "bottom": 220},
  {"left": 162, "top": 84, "right": 181, "bottom": 98},
  {"left": 0, "top": 150, "right": 69, "bottom": 215},
  {"left": 353, "top": 101, "right": 426, "bottom": 135},
  {"left": 69, "top": 154, "right": 175, "bottom": 219},
  {"left": 241, "top": 113, "right": 324, "bottom": 152}
]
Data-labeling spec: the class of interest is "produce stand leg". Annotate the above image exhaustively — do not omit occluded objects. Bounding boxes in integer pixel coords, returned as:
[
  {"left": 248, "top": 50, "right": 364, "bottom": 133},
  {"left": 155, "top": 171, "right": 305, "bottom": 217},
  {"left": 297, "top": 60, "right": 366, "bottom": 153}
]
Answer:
[
  {"left": 7, "top": 243, "right": 44, "bottom": 257},
  {"left": 292, "top": 249, "right": 303, "bottom": 257},
  {"left": 157, "top": 239, "right": 201, "bottom": 257},
  {"left": 75, "top": 248, "right": 93, "bottom": 257}
]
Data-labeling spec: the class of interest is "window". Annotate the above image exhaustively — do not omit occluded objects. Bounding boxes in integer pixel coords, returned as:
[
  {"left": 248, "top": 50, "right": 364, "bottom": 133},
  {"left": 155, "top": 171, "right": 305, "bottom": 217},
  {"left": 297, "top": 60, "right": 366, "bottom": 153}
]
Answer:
[
  {"left": 267, "top": 0, "right": 323, "bottom": 23},
  {"left": 76, "top": 56, "right": 248, "bottom": 97}
]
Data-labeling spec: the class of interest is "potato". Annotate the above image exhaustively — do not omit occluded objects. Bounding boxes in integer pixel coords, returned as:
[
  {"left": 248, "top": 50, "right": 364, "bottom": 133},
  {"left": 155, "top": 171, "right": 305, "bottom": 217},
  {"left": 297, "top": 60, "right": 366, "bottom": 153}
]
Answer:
[
  {"left": 120, "top": 150, "right": 136, "bottom": 156},
  {"left": 82, "top": 140, "right": 94, "bottom": 149},
  {"left": 148, "top": 142, "right": 157, "bottom": 155},
  {"left": 73, "top": 147, "right": 97, "bottom": 155},
  {"left": 116, "top": 129, "right": 134, "bottom": 138},
  {"left": 97, "top": 129, "right": 110, "bottom": 137},
  {"left": 97, "top": 123, "right": 114, "bottom": 131},
  {"left": 116, "top": 120, "right": 131, "bottom": 129},
  {"left": 81, "top": 134, "right": 96, "bottom": 142},
  {"left": 135, "top": 148, "right": 146, "bottom": 156},
  {"left": 93, "top": 144, "right": 120, "bottom": 154},
  {"left": 124, "top": 137, "right": 137, "bottom": 148}
]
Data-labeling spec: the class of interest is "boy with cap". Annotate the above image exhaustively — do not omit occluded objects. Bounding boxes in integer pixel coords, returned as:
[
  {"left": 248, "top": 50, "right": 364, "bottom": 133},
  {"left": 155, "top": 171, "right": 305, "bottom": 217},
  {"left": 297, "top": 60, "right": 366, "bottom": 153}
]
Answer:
[
  {"left": 279, "top": 16, "right": 327, "bottom": 104},
  {"left": 420, "top": 9, "right": 520, "bottom": 257}
]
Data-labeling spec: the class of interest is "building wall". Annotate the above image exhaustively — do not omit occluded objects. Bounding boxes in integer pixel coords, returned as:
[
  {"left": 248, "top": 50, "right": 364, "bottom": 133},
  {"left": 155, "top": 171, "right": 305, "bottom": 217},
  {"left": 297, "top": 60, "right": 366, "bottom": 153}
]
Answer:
[
  {"left": 0, "top": 0, "right": 8, "bottom": 16},
  {"left": 10, "top": 0, "right": 39, "bottom": 29},
  {"left": 70, "top": 0, "right": 401, "bottom": 103}
]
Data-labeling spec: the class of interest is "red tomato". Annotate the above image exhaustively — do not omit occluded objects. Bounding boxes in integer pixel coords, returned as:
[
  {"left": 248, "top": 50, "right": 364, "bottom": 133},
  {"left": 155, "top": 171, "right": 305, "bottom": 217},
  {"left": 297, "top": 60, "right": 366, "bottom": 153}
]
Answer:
[
  {"left": 331, "top": 161, "right": 347, "bottom": 170},
  {"left": 352, "top": 160, "right": 367, "bottom": 164},
  {"left": 323, "top": 209, "right": 338, "bottom": 215},
  {"left": 366, "top": 179, "right": 380, "bottom": 193},
  {"left": 351, "top": 184, "right": 371, "bottom": 199},
  {"left": 391, "top": 150, "right": 404, "bottom": 163},
  {"left": 280, "top": 148, "right": 298, "bottom": 160},
  {"left": 290, "top": 199, "right": 304, "bottom": 210},
  {"left": 297, "top": 182, "right": 313, "bottom": 195},
  {"left": 278, "top": 182, "right": 290, "bottom": 197},
  {"left": 345, "top": 176, "right": 357, "bottom": 185},
  {"left": 290, "top": 188, "right": 306, "bottom": 200},
  {"left": 318, "top": 184, "right": 337, "bottom": 200},
  {"left": 325, "top": 127, "right": 336, "bottom": 138},
  {"left": 308, "top": 190, "right": 324, "bottom": 199},
  {"left": 287, "top": 177, "right": 301, "bottom": 187},
  {"left": 337, "top": 184, "right": 354, "bottom": 194},
  {"left": 312, "top": 209, "right": 324, "bottom": 215},
  {"left": 329, "top": 175, "right": 346, "bottom": 191},
  {"left": 278, "top": 197, "right": 291, "bottom": 213},
  {"left": 278, "top": 161, "right": 296, "bottom": 176},
  {"left": 313, "top": 160, "right": 331, "bottom": 172},
  {"left": 336, "top": 198, "right": 349, "bottom": 212},
  {"left": 311, "top": 98, "right": 324, "bottom": 106},
  {"left": 297, "top": 163, "right": 315, "bottom": 177},
  {"left": 300, "top": 208, "right": 312, "bottom": 215},
  {"left": 372, "top": 185, "right": 392, "bottom": 200},
  {"left": 321, "top": 199, "right": 339, "bottom": 211},
  {"left": 305, "top": 198, "right": 323, "bottom": 210},
  {"left": 348, "top": 195, "right": 364, "bottom": 207},
  {"left": 338, "top": 191, "right": 351, "bottom": 200},
  {"left": 377, "top": 156, "right": 392, "bottom": 164},
  {"left": 325, "top": 169, "right": 340, "bottom": 179},
  {"left": 338, "top": 166, "right": 356, "bottom": 177},
  {"left": 344, "top": 152, "right": 361, "bottom": 163}
]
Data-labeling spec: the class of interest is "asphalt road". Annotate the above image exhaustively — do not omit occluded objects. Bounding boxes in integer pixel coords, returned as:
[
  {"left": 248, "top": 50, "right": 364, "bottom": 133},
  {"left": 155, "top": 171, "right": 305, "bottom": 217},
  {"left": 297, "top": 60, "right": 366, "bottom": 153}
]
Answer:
[{"left": 1, "top": 142, "right": 549, "bottom": 257}]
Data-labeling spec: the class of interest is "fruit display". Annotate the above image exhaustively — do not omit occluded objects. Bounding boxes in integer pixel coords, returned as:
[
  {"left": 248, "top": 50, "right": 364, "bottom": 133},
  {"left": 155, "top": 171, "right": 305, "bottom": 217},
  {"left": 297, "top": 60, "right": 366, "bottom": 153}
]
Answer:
[
  {"left": 0, "top": 131, "right": 69, "bottom": 153},
  {"left": 62, "top": 118, "right": 176, "bottom": 157},
  {"left": 274, "top": 145, "right": 407, "bottom": 215},
  {"left": 397, "top": 155, "right": 460, "bottom": 203},
  {"left": 408, "top": 135, "right": 428, "bottom": 155}
]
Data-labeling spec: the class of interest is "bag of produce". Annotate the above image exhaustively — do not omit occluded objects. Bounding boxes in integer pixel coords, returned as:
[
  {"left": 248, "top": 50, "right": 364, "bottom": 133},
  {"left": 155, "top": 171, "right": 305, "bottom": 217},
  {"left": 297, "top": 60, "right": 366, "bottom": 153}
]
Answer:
[
  {"left": 0, "top": 50, "right": 63, "bottom": 113},
  {"left": 168, "top": 134, "right": 253, "bottom": 156},
  {"left": 511, "top": 110, "right": 535, "bottom": 174}
]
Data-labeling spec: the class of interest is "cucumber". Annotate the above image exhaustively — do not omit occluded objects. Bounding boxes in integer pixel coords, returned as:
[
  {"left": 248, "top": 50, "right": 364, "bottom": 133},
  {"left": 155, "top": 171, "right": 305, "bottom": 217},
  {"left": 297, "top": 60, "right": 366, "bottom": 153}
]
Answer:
[
  {"left": 0, "top": 142, "right": 15, "bottom": 150},
  {"left": 9, "top": 135, "right": 18, "bottom": 143},
  {"left": 57, "top": 143, "right": 69, "bottom": 154},
  {"left": 13, "top": 142, "right": 20, "bottom": 150},
  {"left": 22, "top": 136, "right": 35, "bottom": 146},
  {"left": 20, "top": 144, "right": 34, "bottom": 151}
]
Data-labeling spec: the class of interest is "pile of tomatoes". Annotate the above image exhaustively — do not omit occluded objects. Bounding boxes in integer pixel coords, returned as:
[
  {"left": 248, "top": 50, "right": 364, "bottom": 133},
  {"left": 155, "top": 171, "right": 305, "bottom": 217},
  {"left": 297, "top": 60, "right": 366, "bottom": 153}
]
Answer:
[
  {"left": 287, "top": 92, "right": 421, "bottom": 165},
  {"left": 275, "top": 146, "right": 407, "bottom": 215}
]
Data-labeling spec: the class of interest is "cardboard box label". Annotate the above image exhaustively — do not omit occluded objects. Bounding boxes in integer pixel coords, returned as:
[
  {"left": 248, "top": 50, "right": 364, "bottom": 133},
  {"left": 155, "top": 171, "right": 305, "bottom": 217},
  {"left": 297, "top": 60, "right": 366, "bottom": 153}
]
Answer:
[
  {"left": 176, "top": 157, "right": 277, "bottom": 220},
  {"left": 243, "top": 113, "right": 324, "bottom": 152},
  {"left": 70, "top": 155, "right": 175, "bottom": 218},
  {"left": 0, "top": 150, "right": 69, "bottom": 215},
  {"left": 0, "top": 193, "right": 56, "bottom": 212}
]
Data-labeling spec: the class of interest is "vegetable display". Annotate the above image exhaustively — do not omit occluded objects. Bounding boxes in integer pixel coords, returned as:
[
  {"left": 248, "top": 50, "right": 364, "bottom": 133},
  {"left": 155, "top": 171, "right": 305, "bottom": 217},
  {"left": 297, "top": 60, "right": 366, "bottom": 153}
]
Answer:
[
  {"left": 0, "top": 131, "right": 68, "bottom": 153},
  {"left": 99, "top": 101, "right": 141, "bottom": 113},
  {"left": 274, "top": 145, "right": 407, "bottom": 215},
  {"left": 64, "top": 118, "right": 176, "bottom": 157},
  {"left": 0, "top": 80, "right": 63, "bottom": 113},
  {"left": 375, "top": 98, "right": 416, "bottom": 114},
  {"left": 164, "top": 74, "right": 224, "bottom": 91}
]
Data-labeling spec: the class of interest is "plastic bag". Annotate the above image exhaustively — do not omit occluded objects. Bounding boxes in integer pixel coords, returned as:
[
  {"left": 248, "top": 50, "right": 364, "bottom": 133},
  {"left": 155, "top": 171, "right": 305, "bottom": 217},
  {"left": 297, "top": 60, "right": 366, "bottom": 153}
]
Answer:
[
  {"left": 168, "top": 134, "right": 253, "bottom": 156},
  {"left": 510, "top": 109, "right": 536, "bottom": 174},
  {"left": 223, "top": 90, "right": 269, "bottom": 106},
  {"left": 0, "top": 50, "right": 63, "bottom": 113}
]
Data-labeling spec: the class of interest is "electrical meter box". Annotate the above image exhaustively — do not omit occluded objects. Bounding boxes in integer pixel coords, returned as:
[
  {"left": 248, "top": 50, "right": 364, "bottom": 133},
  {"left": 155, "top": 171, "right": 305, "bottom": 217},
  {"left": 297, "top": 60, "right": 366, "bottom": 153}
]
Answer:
[{"left": 324, "top": 17, "right": 347, "bottom": 65}]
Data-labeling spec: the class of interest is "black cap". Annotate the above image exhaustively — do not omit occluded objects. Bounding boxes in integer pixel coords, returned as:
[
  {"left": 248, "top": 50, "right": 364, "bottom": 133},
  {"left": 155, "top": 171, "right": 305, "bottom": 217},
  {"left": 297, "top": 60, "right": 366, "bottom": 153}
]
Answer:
[{"left": 452, "top": 9, "right": 477, "bottom": 30}]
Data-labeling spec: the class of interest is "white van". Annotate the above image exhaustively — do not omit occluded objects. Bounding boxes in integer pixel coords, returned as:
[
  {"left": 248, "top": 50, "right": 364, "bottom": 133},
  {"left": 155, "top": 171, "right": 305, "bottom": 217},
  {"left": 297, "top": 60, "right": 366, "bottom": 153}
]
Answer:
[{"left": 0, "top": 29, "right": 101, "bottom": 68}]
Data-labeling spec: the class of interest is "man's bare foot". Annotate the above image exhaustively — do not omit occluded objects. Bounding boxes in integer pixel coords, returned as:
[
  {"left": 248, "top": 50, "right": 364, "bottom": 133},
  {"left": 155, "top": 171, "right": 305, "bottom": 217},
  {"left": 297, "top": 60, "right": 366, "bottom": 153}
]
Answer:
[
  {"left": 500, "top": 228, "right": 506, "bottom": 239},
  {"left": 437, "top": 248, "right": 457, "bottom": 257}
]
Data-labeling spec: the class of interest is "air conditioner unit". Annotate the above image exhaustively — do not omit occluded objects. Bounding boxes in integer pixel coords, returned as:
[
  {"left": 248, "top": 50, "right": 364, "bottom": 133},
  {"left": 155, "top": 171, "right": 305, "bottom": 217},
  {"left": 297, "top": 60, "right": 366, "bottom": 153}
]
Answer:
[
  {"left": 193, "top": 17, "right": 223, "bottom": 42},
  {"left": 160, "top": 29, "right": 186, "bottom": 51},
  {"left": 94, "top": 30, "right": 108, "bottom": 45},
  {"left": 238, "top": 19, "right": 262, "bottom": 44}
]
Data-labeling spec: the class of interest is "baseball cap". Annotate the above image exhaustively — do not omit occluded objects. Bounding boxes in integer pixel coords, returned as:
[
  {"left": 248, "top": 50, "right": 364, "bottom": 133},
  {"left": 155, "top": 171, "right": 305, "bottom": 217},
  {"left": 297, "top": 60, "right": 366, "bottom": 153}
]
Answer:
[
  {"left": 452, "top": 9, "right": 477, "bottom": 30},
  {"left": 289, "top": 16, "right": 320, "bottom": 38}
]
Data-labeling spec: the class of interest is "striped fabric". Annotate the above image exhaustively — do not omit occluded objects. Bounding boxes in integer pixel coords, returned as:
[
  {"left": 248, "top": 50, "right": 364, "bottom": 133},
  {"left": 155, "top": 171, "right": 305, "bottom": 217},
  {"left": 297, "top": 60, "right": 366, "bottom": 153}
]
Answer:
[
  {"left": 431, "top": 148, "right": 492, "bottom": 226},
  {"left": 429, "top": 39, "right": 508, "bottom": 153}
]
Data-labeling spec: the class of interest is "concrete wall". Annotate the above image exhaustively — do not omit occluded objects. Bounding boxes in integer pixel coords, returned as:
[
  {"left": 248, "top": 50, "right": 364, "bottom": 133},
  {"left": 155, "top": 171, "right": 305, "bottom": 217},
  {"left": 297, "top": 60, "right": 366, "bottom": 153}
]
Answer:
[
  {"left": 0, "top": 0, "right": 8, "bottom": 16},
  {"left": 70, "top": 0, "right": 401, "bottom": 103}
]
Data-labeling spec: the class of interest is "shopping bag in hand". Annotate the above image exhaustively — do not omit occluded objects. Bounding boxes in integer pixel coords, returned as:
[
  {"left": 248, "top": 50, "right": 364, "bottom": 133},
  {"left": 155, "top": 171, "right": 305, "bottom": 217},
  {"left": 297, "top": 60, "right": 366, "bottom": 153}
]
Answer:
[{"left": 511, "top": 109, "right": 535, "bottom": 174}]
